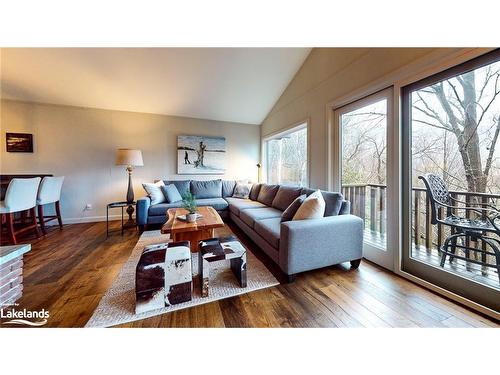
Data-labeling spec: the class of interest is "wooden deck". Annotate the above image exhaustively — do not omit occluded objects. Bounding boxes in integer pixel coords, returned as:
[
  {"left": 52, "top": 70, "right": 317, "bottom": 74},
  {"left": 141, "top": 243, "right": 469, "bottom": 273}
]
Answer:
[
  {"left": 1, "top": 221, "right": 497, "bottom": 328},
  {"left": 363, "top": 228, "right": 499, "bottom": 290}
]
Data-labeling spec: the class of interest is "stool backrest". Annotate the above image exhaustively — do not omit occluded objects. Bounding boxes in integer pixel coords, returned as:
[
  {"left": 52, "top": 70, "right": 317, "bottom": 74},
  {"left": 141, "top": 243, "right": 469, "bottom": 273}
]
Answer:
[
  {"left": 4, "top": 177, "right": 41, "bottom": 212},
  {"left": 37, "top": 176, "right": 65, "bottom": 205}
]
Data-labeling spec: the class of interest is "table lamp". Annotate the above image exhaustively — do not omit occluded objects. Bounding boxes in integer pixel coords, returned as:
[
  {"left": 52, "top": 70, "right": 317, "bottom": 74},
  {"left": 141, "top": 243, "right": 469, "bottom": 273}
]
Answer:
[{"left": 115, "top": 149, "right": 143, "bottom": 224}]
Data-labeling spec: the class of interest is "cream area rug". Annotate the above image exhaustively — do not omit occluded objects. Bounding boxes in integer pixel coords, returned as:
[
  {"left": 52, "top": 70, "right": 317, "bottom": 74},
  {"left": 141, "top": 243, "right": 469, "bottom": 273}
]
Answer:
[{"left": 85, "top": 230, "right": 279, "bottom": 327}]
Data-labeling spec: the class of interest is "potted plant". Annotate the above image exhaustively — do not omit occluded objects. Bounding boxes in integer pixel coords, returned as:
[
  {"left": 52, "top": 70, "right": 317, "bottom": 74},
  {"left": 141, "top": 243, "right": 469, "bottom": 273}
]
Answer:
[{"left": 182, "top": 191, "right": 198, "bottom": 222}]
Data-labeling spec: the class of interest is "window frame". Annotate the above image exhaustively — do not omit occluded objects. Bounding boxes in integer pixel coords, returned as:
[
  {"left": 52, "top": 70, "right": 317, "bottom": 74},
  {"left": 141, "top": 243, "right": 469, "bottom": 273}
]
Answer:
[
  {"left": 401, "top": 48, "right": 500, "bottom": 312},
  {"left": 261, "top": 120, "right": 309, "bottom": 186}
]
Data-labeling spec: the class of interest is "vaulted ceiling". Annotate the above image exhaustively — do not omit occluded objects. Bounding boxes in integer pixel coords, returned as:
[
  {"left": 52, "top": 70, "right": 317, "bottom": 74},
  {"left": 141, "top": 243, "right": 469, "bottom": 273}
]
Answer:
[{"left": 0, "top": 48, "right": 311, "bottom": 124}]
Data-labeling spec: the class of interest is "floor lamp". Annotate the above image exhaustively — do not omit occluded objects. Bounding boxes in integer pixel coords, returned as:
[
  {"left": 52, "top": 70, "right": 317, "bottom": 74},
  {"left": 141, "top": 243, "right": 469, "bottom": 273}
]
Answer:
[{"left": 115, "top": 148, "right": 143, "bottom": 226}]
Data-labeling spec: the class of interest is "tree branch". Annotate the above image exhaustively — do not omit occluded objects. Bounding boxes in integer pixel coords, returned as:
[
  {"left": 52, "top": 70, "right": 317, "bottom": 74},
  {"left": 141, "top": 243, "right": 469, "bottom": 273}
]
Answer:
[{"left": 483, "top": 117, "right": 500, "bottom": 178}]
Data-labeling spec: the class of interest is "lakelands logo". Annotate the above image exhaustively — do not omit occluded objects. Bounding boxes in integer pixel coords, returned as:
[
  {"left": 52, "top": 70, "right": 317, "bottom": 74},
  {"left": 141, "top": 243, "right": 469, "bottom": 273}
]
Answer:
[{"left": 1, "top": 306, "right": 49, "bottom": 326}]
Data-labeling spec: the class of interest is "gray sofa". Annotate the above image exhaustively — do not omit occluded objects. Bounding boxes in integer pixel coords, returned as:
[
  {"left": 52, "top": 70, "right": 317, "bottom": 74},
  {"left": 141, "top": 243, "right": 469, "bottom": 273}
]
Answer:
[{"left": 137, "top": 179, "right": 363, "bottom": 280}]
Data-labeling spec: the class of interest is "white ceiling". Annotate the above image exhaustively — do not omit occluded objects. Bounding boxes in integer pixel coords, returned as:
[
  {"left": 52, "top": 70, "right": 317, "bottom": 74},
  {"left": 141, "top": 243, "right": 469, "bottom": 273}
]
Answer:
[{"left": 0, "top": 48, "right": 310, "bottom": 124}]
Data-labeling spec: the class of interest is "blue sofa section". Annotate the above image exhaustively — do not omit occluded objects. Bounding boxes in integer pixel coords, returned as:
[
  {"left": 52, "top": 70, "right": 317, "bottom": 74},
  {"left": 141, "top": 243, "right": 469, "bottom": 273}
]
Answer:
[{"left": 137, "top": 179, "right": 363, "bottom": 278}]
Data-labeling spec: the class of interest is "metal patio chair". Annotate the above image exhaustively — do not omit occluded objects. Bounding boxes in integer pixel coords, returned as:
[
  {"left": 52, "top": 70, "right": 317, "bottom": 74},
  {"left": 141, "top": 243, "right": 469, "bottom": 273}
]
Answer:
[{"left": 419, "top": 173, "right": 500, "bottom": 283}]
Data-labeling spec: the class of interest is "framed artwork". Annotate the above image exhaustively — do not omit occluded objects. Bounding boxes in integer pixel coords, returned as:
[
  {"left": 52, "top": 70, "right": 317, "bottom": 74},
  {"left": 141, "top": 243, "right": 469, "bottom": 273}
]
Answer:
[
  {"left": 6, "top": 133, "right": 34, "bottom": 153},
  {"left": 177, "top": 135, "right": 226, "bottom": 174}
]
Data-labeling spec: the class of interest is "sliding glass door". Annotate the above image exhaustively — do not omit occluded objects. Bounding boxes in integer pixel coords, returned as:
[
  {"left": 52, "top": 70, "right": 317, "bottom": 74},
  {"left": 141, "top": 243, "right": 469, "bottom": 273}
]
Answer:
[
  {"left": 333, "top": 88, "right": 394, "bottom": 270},
  {"left": 402, "top": 49, "right": 500, "bottom": 311}
]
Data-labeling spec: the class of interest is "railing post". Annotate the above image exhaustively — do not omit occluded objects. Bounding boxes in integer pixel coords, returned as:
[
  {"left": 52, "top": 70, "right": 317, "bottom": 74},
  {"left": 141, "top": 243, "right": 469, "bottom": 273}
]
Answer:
[
  {"left": 414, "top": 190, "right": 420, "bottom": 248},
  {"left": 481, "top": 195, "right": 488, "bottom": 267},
  {"left": 370, "top": 186, "right": 376, "bottom": 233},
  {"left": 359, "top": 185, "right": 366, "bottom": 224},
  {"left": 379, "top": 187, "right": 386, "bottom": 236},
  {"left": 425, "top": 194, "right": 432, "bottom": 252},
  {"left": 353, "top": 186, "right": 359, "bottom": 217},
  {"left": 465, "top": 194, "right": 471, "bottom": 259}
]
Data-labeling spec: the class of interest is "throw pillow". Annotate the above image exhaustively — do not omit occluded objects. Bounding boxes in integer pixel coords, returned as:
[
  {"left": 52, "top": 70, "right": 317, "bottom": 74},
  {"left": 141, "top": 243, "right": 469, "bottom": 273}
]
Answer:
[
  {"left": 142, "top": 181, "right": 166, "bottom": 205},
  {"left": 257, "top": 184, "right": 279, "bottom": 206},
  {"left": 281, "top": 194, "right": 306, "bottom": 222},
  {"left": 292, "top": 189, "right": 326, "bottom": 220},
  {"left": 249, "top": 183, "right": 262, "bottom": 201},
  {"left": 162, "top": 183, "right": 183, "bottom": 203},
  {"left": 272, "top": 185, "right": 303, "bottom": 211},
  {"left": 232, "top": 182, "right": 253, "bottom": 199}
]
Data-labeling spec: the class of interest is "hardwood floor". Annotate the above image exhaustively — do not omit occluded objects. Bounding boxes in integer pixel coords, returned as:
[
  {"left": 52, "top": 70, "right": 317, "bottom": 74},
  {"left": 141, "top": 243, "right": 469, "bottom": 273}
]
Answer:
[{"left": 2, "top": 221, "right": 498, "bottom": 328}]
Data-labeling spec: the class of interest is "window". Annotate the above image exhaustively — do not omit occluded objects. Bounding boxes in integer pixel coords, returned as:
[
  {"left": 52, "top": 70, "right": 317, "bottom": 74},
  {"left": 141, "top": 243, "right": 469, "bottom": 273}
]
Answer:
[
  {"left": 264, "top": 123, "right": 307, "bottom": 186},
  {"left": 402, "top": 49, "right": 500, "bottom": 311}
]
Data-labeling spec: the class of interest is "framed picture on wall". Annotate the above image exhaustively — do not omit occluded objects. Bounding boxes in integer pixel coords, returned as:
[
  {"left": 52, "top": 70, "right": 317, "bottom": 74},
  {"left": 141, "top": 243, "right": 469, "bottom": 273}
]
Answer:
[
  {"left": 6, "top": 133, "right": 34, "bottom": 152},
  {"left": 177, "top": 135, "right": 226, "bottom": 174}
]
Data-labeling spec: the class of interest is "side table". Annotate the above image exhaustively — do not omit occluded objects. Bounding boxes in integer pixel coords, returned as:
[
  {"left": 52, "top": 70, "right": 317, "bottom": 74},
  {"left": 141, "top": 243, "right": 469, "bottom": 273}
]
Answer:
[{"left": 106, "top": 201, "right": 137, "bottom": 237}]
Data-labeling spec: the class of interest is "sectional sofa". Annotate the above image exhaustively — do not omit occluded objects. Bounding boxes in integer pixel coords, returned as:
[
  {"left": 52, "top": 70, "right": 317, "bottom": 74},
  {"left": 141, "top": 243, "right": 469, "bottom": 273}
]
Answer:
[{"left": 137, "top": 179, "right": 363, "bottom": 280}]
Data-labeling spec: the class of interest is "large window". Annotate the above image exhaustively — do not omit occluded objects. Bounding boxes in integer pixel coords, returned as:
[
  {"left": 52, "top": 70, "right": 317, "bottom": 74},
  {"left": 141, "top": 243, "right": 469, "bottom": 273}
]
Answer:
[
  {"left": 265, "top": 123, "right": 307, "bottom": 186},
  {"left": 402, "top": 49, "right": 500, "bottom": 311}
]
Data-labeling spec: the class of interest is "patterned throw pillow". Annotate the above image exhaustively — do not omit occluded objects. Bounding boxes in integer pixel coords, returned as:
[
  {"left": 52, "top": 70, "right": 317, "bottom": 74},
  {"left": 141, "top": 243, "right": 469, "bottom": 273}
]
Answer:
[
  {"left": 142, "top": 181, "right": 166, "bottom": 205},
  {"left": 293, "top": 189, "right": 326, "bottom": 220},
  {"left": 281, "top": 194, "right": 306, "bottom": 222},
  {"left": 232, "top": 182, "right": 253, "bottom": 199}
]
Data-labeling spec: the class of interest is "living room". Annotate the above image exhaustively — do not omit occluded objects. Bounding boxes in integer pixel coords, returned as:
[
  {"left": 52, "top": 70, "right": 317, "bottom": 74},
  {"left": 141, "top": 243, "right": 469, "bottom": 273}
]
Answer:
[{"left": 1, "top": 2, "right": 499, "bottom": 374}]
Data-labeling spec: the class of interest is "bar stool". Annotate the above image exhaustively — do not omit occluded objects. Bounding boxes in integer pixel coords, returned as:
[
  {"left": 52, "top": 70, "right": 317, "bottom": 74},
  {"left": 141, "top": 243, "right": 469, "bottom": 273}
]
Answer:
[
  {"left": 0, "top": 177, "right": 41, "bottom": 245},
  {"left": 37, "top": 176, "right": 65, "bottom": 234}
]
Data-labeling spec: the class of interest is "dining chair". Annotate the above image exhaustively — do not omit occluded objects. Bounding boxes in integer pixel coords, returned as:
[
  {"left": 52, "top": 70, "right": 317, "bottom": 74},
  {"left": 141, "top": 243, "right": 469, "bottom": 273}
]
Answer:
[
  {"left": 419, "top": 173, "right": 500, "bottom": 283},
  {"left": 0, "top": 177, "right": 41, "bottom": 244},
  {"left": 37, "top": 176, "right": 65, "bottom": 234}
]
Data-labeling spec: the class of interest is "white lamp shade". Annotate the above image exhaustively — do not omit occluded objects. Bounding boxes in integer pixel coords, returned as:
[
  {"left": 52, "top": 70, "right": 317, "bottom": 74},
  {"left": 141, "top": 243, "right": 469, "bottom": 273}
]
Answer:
[{"left": 115, "top": 149, "right": 144, "bottom": 166}]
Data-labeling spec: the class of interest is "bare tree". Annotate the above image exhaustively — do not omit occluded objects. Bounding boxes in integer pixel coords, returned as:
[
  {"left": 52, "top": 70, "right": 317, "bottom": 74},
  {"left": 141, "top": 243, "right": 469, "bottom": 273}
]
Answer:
[{"left": 413, "top": 66, "right": 500, "bottom": 193}]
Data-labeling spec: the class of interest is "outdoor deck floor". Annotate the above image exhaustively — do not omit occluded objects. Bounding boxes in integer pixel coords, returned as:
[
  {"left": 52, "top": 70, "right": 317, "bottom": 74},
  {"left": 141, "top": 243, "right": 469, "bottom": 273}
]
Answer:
[{"left": 363, "top": 229, "right": 500, "bottom": 290}]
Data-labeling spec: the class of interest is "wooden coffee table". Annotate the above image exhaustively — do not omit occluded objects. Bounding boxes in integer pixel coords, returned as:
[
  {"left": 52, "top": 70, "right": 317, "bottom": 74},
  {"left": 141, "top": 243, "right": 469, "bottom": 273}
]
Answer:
[{"left": 161, "top": 206, "right": 224, "bottom": 252}]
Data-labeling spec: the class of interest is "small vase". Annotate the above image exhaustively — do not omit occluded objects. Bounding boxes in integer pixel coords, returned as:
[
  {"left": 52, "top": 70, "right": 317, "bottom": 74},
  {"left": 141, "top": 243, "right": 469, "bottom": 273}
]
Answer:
[{"left": 186, "top": 213, "right": 197, "bottom": 223}]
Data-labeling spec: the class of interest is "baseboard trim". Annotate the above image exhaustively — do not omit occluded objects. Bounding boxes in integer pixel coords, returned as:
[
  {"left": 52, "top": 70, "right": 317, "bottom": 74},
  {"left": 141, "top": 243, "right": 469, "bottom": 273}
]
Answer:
[{"left": 58, "top": 215, "right": 136, "bottom": 225}]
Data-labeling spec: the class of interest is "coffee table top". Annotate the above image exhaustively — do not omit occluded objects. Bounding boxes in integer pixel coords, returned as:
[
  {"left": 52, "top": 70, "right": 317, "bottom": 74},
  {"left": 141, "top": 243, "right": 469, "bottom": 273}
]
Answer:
[{"left": 161, "top": 206, "right": 224, "bottom": 235}]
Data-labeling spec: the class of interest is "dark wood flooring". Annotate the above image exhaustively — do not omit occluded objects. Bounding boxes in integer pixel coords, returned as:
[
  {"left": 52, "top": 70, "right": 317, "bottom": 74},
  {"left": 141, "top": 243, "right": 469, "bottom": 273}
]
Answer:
[{"left": 2, "top": 221, "right": 498, "bottom": 328}]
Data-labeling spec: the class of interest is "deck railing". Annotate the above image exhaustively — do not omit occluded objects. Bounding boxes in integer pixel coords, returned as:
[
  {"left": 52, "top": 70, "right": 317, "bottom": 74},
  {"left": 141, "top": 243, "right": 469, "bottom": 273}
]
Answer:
[{"left": 342, "top": 183, "right": 500, "bottom": 264}]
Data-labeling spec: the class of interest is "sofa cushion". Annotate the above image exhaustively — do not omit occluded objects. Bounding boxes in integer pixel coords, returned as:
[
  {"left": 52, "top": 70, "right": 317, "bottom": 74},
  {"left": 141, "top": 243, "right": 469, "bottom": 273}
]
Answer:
[
  {"left": 148, "top": 201, "right": 184, "bottom": 216},
  {"left": 162, "top": 183, "right": 183, "bottom": 203},
  {"left": 249, "top": 183, "right": 262, "bottom": 201},
  {"left": 254, "top": 217, "right": 281, "bottom": 249},
  {"left": 232, "top": 182, "right": 253, "bottom": 199},
  {"left": 195, "top": 198, "right": 228, "bottom": 211},
  {"left": 240, "top": 207, "right": 283, "bottom": 228},
  {"left": 225, "top": 197, "right": 267, "bottom": 216},
  {"left": 272, "top": 185, "right": 302, "bottom": 211},
  {"left": 293, "top": 189, "right": 326, "bottom": 220},
  {"left": 281, "top": 194, "right": 306, "bottom": 222},
  {"left": 301, "top": 188, "right": 343, "bottom": 217},
  {"left": 163, "top": 180, "right": 191, "bottom": 197},
  {"left": 257, "top": 184, "right": 279, "bottom": 206},
  {"left": 222, "top": 180, "right": 236, "bottom": 197},
  {"left": 190, "top": 179, "right": 222, "bottom": 199}
]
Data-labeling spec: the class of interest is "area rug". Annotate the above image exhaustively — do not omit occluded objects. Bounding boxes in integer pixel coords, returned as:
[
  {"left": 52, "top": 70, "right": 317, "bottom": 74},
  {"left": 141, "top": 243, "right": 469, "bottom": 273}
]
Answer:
[{"left": 85, "top": 230, "right": 279, "bottom": 327}]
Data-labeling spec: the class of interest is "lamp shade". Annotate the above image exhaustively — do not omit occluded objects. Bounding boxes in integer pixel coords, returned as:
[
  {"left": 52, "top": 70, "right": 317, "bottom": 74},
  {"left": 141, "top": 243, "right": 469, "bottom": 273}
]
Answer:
[{"left": 115, "top": 149, "right": 144, "bottom": 166}]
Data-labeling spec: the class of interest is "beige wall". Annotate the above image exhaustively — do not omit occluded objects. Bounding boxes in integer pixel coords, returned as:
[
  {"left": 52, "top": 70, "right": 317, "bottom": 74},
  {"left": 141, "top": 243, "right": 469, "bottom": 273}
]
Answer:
[
  {"left": 0, "top": 99, "right": 260, "bottom": 223},
  {"left": 261, "top": 48, "right": 461, "bottom": 189}
]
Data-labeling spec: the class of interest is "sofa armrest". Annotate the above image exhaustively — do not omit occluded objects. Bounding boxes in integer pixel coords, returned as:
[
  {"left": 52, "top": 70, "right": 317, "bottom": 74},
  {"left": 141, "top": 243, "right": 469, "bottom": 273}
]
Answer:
[
  {"left": 136, "top": 197, "right": 151, "bottom": 225},
  {"left": 279, "top": 214, "right": 363, "bottom": 274}
]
